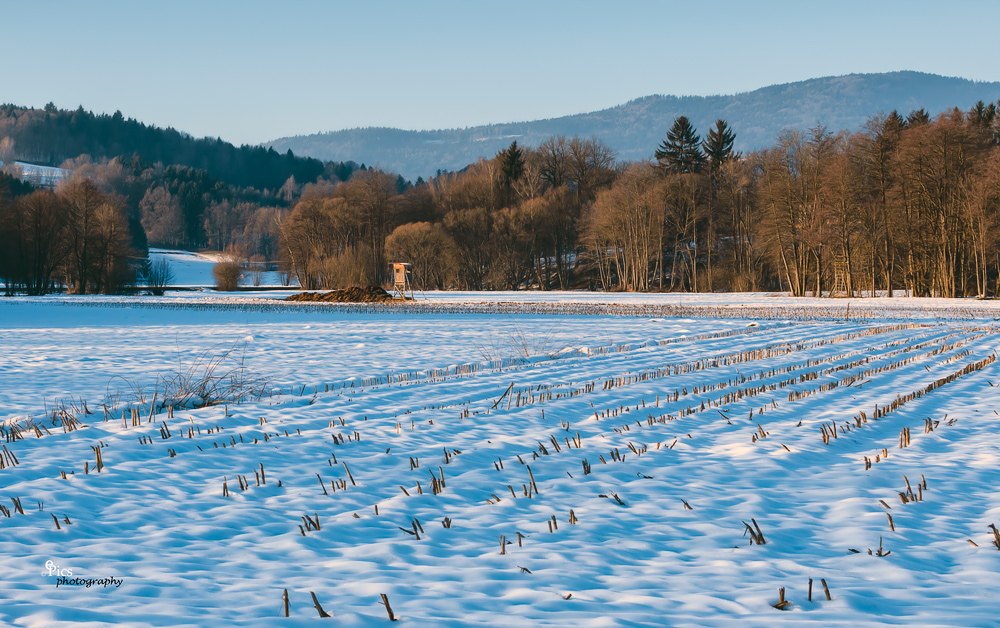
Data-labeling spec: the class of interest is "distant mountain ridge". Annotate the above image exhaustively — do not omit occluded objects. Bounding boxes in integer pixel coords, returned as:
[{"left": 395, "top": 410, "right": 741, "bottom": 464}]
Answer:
[{"left": 267, "top": 71, "right": 1000, "bottom": 180}]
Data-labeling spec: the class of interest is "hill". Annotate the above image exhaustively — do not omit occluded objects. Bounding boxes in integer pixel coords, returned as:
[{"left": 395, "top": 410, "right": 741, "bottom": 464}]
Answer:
[
  {"left": 267, "top": 71, "right": 1000, "bottom": 180},
  {"left": 0, "top": 103, "right": 326, "bottom": 192}
]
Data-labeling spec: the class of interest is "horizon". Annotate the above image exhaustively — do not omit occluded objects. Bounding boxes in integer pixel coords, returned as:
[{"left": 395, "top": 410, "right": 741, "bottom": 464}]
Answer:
[
  {"left": 286, "top": 71, "right": 1000, "bottom": 138},
  {"left": 6, "top": 70, "right": 996, "bottom": 146},
  {"left": 3, "top": 0, "right": 999, "bottom": 146}
]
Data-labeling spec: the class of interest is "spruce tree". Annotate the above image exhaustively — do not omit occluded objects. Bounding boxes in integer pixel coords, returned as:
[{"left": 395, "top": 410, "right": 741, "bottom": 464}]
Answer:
[
  {"left": 496, "top": 140, "right": 525, "bottom": 205},
  {"left": 886, "top": 110, "right": 906, "bottom": 134},
  {"left": 655, "top": 116, "right": 704, "bottom": 174},
  {"left": 970, "top": 100, "right": 996, "bottom": 129},
  {"left": 906, "top": 108, "right": 930, "bottom": 127},
  {"left": 701, "top": 119, "right": 738, "bottom": 169},
  {"left": 497, "top": 140, "right": 524, "bottom": 186}
]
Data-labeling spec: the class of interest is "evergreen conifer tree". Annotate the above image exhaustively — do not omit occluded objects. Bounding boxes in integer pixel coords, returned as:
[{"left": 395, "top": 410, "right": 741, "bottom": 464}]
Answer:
[
  {"left": 496, "top": 140, "right": 525, "bottom": 205},
  {"left": 655, "top": 116, "right": 704, "bottom": 174},
  {"left": 906, "top": 108, "right": 930, "bottom": 127},
  {"left": 701, "top": 119, "right": 738, "bottom": 169},
  {"left": 497, "top": 140, "right": 525, "bottom": 186}
]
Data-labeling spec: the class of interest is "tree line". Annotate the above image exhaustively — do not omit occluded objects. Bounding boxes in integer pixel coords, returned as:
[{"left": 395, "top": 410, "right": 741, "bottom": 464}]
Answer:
[
  {"left": 0, "top": 173, "right": 135, "bottom": 294},
  {"left": 281, "top": 100, "right": 1000, "bottom": 297},
  {"left": 0, "top": 116, "right": 374, "bottom": 294},
  {"left": 3, "top": 99, "right": 1000, "bottom": 296}
]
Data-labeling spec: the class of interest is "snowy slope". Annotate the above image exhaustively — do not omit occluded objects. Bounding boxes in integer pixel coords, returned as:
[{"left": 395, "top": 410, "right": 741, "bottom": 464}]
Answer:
[
  {"left": 147, "top": 249, "right": 220, "bottom": 287},
  {"left": 6, "top": 161, "right": 73, "bottom": 188},
  {"left": 148, "top": 249, "right": 290, "bottom": 288}
]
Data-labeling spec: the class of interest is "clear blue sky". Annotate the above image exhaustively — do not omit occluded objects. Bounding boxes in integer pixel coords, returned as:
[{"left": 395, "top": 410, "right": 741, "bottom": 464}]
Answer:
[{"left": 3, "top": 0, "right": 998, "bottom": 146}]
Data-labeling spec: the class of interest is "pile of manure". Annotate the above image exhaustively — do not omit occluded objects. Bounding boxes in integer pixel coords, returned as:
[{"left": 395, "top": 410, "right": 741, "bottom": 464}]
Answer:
[{"left": 284, "top": 286, "right": 398, "bottom": 303}]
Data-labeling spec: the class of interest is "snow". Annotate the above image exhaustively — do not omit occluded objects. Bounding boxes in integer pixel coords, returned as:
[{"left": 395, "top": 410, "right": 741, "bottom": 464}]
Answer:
[
  {"left": 0, "top": 300, "right": 716, "bottom": 420},
  {"left": 147, "top": 249, "right": 222, "bottom": 287},
  {"left": 1, "top": 294, "right": 999, "bottom": 626},
  {"left": 147, "top": 249, "right": 291, "bottom": 288},
  {"left": 4, "top": 161, "right": 73, "bottom": 188}
]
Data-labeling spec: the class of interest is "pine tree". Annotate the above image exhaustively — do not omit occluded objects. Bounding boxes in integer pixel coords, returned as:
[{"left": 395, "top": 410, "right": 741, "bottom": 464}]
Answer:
[
  {"left": 655, "top": 116, "right": 704, "bottom": 174},
  {"left": 699, "top": 120, "right": 737, "bottom": 293},
  {"left": 970, "top": 100, "right": 996, "bottom": 129},
  {"left": 701, "top": 119, "right": 738, "bottom": 170},
  {"left": 497, "top": 141, "right": 525, "bottom": 186},
  {"left": 970, "top": 100, "right": 999, "bottom": 144},
  {"left": 496, "top": 140, "right": 525, "bottom": 205},
  {"left": 906, "top": 108, "right": 930, "bottom": 127},
  {"left": 886, "top": 110, "right": 906, "bottom": 134}
]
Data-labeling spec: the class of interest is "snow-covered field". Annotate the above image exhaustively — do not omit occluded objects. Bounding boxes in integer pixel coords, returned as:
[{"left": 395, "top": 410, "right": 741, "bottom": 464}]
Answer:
[
  {"left": 2, "top": 292, "right": 1000, "bottom": 626},
  {"left": 0, "top": 300, "right": 719, "bottom": 420}
]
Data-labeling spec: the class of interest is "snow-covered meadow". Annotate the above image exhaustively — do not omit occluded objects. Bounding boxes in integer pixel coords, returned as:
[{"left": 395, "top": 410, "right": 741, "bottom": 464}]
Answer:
[
  {"left": 147, "top": 249, "right": 289, "bottom": 289},
  {"left": 2, "top": 291, "right": 1000, "bottom": 626}
]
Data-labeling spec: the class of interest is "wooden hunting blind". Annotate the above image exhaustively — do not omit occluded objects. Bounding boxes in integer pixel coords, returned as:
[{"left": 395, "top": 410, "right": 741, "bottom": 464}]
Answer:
[{"left": 391, "top": 262, "right": 414, "bottom": 299}]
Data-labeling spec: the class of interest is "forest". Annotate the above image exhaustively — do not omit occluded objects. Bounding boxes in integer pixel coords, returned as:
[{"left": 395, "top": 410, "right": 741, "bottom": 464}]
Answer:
[
  {"left": 2, "top": 100, "right": 1000, "bottom": 297},
  {"left": 0, "top": 103, "right": 329, "bottom": 190}
]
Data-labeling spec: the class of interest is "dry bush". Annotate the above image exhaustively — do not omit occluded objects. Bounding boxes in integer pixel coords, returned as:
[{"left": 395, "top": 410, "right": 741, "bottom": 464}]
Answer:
[
  {"left": 213, "top": 246, "right": 246, "bottom": 291},
  {"left": 108, "top": 341, "right": 270, "bottom": 410},
  {"left": 213, "top": 261, "right": 241, "bottom": 291},
  {"left": 156, "top": 342, "right": 270, "bottom": 408},
  {"left": 248, "top": 254, "right": 265, "bottom": 287},
  {"left": 145, "top": 258, "right": 174, "bottom": 295},
  {"left": 475, "top": 322, "right": 566, "bottom": 362},
  {"left": 318, "top": 246, "right": 372, "bottom": 288}
]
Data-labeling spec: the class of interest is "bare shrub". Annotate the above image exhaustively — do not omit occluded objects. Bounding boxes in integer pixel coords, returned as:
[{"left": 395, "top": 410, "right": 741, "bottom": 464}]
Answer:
[
  {"left": 318, "top": 246, "right": 371, "bottom": 288},
  {"left": 248, "top": 254, "right": 265, "bottom": 287},
  {"left": 507, "top": 322, "right": 564, "bottom": 360},
  {"left": 108, "top": 341, "right": 270, "bottom": 410},
  {"left": 158, "top": 343, "right": 269, "bottom": 408},
  {"left": 213, "top": 261, "right": 241, "bottom": 291},
  {"left": 213, "top": 247, "right": 245, "bottom": 291},
  {"left": 145, "top": 258, "right": 174, "bottom": 295},
  {"left": 475, "top": 321, "right": 566, "bottom": 362}
]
